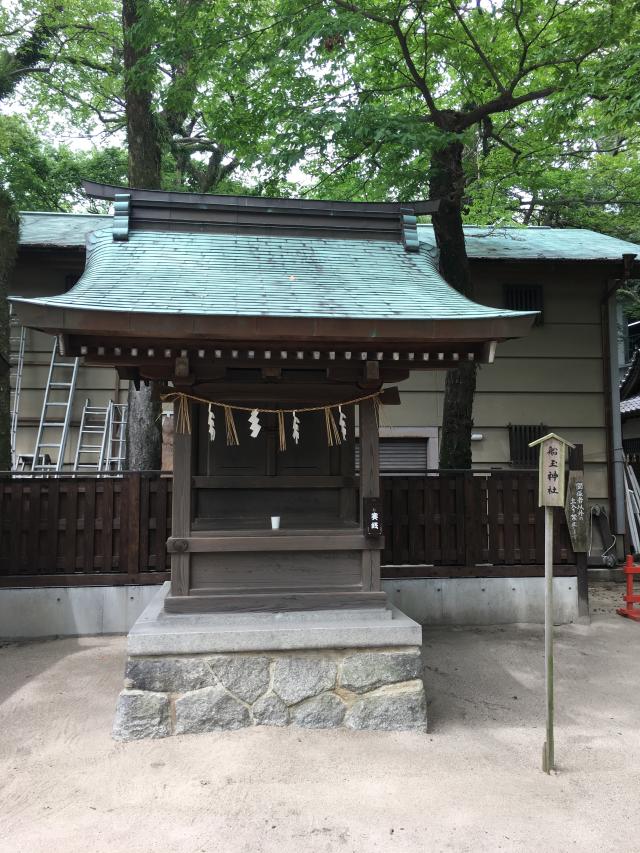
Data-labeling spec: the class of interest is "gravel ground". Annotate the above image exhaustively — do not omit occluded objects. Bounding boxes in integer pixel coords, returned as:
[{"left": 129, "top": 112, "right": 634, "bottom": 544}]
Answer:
[{"left": 0, "top": 582, "right": 638, "bottom": 853}]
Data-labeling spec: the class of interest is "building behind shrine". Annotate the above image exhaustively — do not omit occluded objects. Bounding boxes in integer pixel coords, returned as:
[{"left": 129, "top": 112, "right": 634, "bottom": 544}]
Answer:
[{"left": 3, "top": 189, "right": 639, "bottom": 635}]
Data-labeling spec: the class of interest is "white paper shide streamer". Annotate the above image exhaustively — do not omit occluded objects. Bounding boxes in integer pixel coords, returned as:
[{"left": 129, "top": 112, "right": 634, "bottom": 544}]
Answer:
[
  {"left": 207, "top": 403, "right": 216, "bottom": 442},
  {"left": 338, "top": 406, "right": 347, "bottom": 441},
  {"left": 249, "top": 409, "right": 261, "bottom": 438},
  {"left": 292, "top": 411, "right": 300, "bottom": 444}
]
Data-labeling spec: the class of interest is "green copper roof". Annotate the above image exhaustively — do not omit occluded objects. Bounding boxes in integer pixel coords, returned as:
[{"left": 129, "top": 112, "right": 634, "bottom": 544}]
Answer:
[
  {"left": 14, "top": 228, "right": 532, "bottom": 322},
  {"left": 418, "top": 225, "right": 640, "bottom": 261},
  {"left": 18, "top": 211, "right": 640, "bottom": 261}
]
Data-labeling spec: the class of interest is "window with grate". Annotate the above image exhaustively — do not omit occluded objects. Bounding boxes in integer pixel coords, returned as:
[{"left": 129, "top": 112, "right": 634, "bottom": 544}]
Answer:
[
  {"left": 504, "top": 283, "right": 544, "bottom": 325},
  {"left": 355, "top": 437, "right": 429, "bottom": 474},
  {"left": 508, "top": 423, "right": 547, "bottom": 467}
]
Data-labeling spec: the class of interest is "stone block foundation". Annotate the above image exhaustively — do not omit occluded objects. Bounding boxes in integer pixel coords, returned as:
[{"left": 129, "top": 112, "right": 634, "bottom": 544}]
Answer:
[{"left": 113, "top": 647, "right": 427, "bottom": 740}]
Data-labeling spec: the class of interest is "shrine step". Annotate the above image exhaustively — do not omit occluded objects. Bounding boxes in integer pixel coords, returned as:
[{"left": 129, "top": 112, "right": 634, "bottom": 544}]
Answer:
[
  {"left": 164, "top": 590, "right": 388, "bottom": 615},
  {"left": 127, "top": 583, "right": 420, "bottom": 655}
]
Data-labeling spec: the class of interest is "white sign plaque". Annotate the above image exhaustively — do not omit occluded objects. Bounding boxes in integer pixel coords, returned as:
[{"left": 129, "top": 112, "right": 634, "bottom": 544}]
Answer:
[{"left": 529, "top": 432, "right": 574, "bottom": 508}]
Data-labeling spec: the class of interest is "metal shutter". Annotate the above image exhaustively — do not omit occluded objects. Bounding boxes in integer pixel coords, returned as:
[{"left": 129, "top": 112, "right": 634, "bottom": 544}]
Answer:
[
  {"left": 508, "top": 423, "right": 547, "bottom": 467},
  {"left": 355, "top": 438, "right": 429, "bottom": 474}
]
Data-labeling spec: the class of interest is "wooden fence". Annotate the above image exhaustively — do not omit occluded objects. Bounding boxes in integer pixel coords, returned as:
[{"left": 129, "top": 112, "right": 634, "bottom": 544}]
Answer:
[
  {"left": 380, "top": 471, "right": 575, "bottom": 577},
  {"left": 0, "top": 473, "right": 171, "bottom": 587},
  {"left": 0, "top": 470, "right": 574, "bottom": 586}
]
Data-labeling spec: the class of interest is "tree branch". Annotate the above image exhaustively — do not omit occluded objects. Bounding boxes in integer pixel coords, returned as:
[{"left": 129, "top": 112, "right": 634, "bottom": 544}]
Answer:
[
  {"left": 332, "top": 0, "right": 393, "bottom": 26},
  {"left": 389, "top": 19, "right": 439, "bottom": 117},
  {"left": 457, "top": 85, "right": 559, "bottom": 129},
  {"left": 446, "top": 0, "right": 506, "bottom": 93}
]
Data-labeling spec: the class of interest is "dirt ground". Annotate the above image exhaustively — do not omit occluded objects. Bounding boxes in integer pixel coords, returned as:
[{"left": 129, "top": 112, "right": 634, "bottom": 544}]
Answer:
[{"left": 0, "top": 582, "right": 638, "bottom": 853}]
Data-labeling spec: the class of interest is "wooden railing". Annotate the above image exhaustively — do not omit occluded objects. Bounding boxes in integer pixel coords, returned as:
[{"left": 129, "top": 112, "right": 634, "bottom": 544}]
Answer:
[
  {"left": 0, "top": 473, "right": 171, "bottom": 587},
  {"left": 0, "top": 470, "right": 574, "bottom": 586}
]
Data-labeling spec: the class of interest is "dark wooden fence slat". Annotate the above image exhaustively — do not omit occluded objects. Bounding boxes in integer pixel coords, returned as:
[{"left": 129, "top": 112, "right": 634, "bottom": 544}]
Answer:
[
  {"left": 407, "top": 478, "right": 420, "bottom": 564},
  {"left": 455, "top": 474, "right": 466, "bottom": 565},
  {"left": 139, "top": 475, "right": 150, "bottom": 572},
  {"left": 28, "top": 483, "right": 41, "bottom": 572},
  {"left": 487, "top": 475, "right": 500, "bottom": 564},
  {"left": 535, "top": 504, "right": 545, "bottom": 563},
  {"left": 440, "top": 477, "right": 453, "bottom": 564},
  {"left": 84, "top": 479, "right": 96, "bottom": 572},
  {"left": 64, "top": 483, "right": 79, "bottom": 572},
  {"left": 154, "top": 477, "right": 168, "bottom": 572},
  {"left": 465, "top": 474, "right": 484, "bottom": 566},
  {"left": 47, "top": 480, "right": 60, "bottom": 574},
  {"left": 10, "top": 484, "right": 23, "bottom": 572},
  {"left": 127, "top": 473, "right": 141, "bottom": 577},
  {"left": 391, "top": 478, "right": 405, "bottom": 565},
  {"left": 423, "top": 478, "right": 435, "bottom": 565},
  {"left": 103, "top": 479, "right": 114, "bottom": 572},
  {"left": 518, "top": 475, "right": 532, "bottom": 564},
  {"left": 502, "top": 475, "right": 516, "bottom": 564}
]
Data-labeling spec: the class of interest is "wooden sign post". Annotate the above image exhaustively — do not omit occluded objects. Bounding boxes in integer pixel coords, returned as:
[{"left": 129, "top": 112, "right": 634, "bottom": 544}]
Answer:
[
  {"left": 529, "top": 432, "right": 575, "bottom": 774},
  {"left": 565, "top": 445, "right": 590, "bottom": 620}
]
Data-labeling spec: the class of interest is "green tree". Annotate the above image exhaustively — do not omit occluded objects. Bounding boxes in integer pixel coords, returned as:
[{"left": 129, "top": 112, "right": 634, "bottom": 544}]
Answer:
[
  {"left": 267, "top": 0, "right": 633, "bottom": 466},
  {"left": 0, "top": 5, "right": 61, "bottom": 469},
  {"left": 0, "top": 115, "right": 128, "bottom": 210},
  {"left": 6, "top": 0, "right": 291, "bottom": 467}
]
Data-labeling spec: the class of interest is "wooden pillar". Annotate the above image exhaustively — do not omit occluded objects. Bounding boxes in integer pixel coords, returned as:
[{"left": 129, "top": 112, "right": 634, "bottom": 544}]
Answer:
[
  {"left": 170, "top": 400, "right": 192, "bottom": 597},
  {"left": 359, "top": 398, "right": 381, "bottom": 591}
]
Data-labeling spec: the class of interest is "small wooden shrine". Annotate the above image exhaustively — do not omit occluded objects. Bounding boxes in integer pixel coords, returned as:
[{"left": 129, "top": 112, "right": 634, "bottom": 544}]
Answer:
[{"left": 12, "top": 183, "right": 535, "bottom": 618}]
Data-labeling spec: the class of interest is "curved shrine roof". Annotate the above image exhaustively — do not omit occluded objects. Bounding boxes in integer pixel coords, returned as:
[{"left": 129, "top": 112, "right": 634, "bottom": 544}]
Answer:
[
  {"left": 11, "top": 185, "right": 536, "bottom": 352},
  {"left": 12, "top": 227, "right": 532, "bottom": 323}
]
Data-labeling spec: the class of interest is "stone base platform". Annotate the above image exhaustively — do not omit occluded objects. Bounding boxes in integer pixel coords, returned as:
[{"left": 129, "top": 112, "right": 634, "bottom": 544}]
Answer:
[{"left": 113, "top": 584, "right": 427, "bottom": 740}]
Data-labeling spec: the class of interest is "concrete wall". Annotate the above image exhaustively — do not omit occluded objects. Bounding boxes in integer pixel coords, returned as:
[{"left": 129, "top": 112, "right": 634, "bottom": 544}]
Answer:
[
  {"left": 383, "top": 577, "right": 579, "bottom": 625},
  {"left": 0, "top": 580, "right": 578, "bottom": 638},
  {"left": 0, "top": 585, "right": 159, "bottom": 639}
]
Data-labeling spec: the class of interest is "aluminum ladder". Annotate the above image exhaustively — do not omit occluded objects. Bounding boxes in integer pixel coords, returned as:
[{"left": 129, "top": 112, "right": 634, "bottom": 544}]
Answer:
[
  {"left": 8, "top": 308, "right": 26, "bottom": 468},
  {"left": 32, "top": 338, "right": 80, "bottom": 471},
  {"left": 73, "top": 399, "right": 110, "bottom": 471},
  {"left": 103, "top": 401, "right": 128, "bottom": 471}
]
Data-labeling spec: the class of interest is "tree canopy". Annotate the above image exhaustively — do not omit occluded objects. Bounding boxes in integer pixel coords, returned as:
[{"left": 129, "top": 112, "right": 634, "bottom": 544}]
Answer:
[{"left": 2, "top": 0, "right": 638, "bottom": 236}]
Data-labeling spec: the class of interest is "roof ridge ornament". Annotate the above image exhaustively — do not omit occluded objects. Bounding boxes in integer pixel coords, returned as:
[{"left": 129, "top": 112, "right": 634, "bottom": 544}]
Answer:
[
  {"left": 113, "top": 193, "right": 131, "bottom": 241},
  {"left": 400, "top": 207, "right": 420, "bottom": 252}
]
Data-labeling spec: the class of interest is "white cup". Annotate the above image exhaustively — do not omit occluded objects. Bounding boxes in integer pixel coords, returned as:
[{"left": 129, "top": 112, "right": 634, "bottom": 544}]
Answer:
[{"left": 271, "top": 516, "right": 281, "bottom": 530}]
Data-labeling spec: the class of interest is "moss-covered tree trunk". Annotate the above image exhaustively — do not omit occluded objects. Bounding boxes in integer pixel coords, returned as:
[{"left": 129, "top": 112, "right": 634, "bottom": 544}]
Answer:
[
  {"left": 429, "top": 140, "right": 477, "bottom": 470},
  {"left": 0, "top": 192, "right": 19, "bottom": 471},
  {"left": 122, "top": 0, "right": 162, "bottom": 470}
]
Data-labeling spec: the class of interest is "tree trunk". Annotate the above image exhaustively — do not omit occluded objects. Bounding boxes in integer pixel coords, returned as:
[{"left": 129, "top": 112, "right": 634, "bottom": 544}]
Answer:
[
  {"left": 429, "top": 139, "right": 478, "bottom": 470},
  {"left": 122, "top": 0, "right": 162, "bottom": 189},
  {"left": 0, "top": 191, "right": 19, "bottom": 471},
  {"left": 125, "top": 382, "right": 162, "bottom": 470},
  {"left": 122, "top": 0, "right": 163, "bottom": 470}
]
